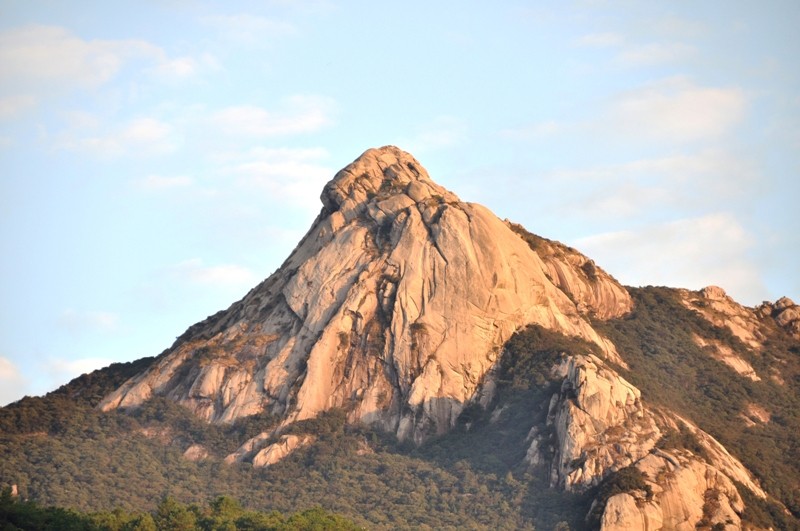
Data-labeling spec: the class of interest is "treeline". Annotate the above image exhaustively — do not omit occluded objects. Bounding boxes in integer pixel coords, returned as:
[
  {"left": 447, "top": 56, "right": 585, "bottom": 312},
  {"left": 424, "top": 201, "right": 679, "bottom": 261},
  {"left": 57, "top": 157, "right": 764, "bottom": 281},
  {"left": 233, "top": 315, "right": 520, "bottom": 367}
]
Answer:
[{"left": 0, "top": 488, "right": 359, "bottom": 531}]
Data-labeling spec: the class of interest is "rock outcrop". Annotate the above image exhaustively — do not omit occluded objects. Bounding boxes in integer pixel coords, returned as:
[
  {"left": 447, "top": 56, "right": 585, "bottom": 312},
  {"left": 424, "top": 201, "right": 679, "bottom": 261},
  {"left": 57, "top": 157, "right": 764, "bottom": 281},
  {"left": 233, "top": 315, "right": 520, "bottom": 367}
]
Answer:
[
  {"left": 525, "top": 354, "right": 660, "bottom": 490},
  {"left": 692, "top": 333, "right": 760, "bottom": 381},
  {"left": 684, "top": 286, "right": 766, "bottom": 349},
  {"left": 183, "top": 444, "right": 209, "bottom": 462},
  {"left": 686, "top": 286, "right": 800, "bottom": 348},
  {"left": 506, "top": 224, "right": 632, "bottom": 321},
  {"left": 251, "top": 435, "right": 313, "bottom": 468},
  {"left": 516, "top": 345, "right": 765, "bottom": 528},
  {"left": 759, "top": 296, "right": 800, "bottom": 341},
  {"left": 100, "top": 146, "right": 630, "bottom": 444},
  {"left": 602, "top": 452, "right": 746, "bottom": 531}
]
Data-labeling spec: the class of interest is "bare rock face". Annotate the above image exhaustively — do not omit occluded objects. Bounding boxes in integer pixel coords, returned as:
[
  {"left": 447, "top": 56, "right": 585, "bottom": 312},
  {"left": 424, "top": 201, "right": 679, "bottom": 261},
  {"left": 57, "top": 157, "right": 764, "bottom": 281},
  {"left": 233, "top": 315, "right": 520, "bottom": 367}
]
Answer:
[
  {"left": 602, "top": 451, "right": 749, "bottom": 531},
  {"left": 518, "top": 349, "right": 765, "bottom": 528},
  {"left": 601, "top": 493, "right": 663, "bottom": 531},
  {"left": 100, "top": 146, "right": 629, "bottom": 444},
  {"left": 685, "top": 286, "right": 765, "bottom": 349},
  {"left": 525, "top": 354, "right": 660, "bottom": 490},
  {"left": 252, "top": 435, "right": 314, "bottom": 468},
  {"left": 692, "top": 333, "right": 760, "bottom": 381},
  {"left": 506, "top": 225, "right": 633, "bottom": 321}
]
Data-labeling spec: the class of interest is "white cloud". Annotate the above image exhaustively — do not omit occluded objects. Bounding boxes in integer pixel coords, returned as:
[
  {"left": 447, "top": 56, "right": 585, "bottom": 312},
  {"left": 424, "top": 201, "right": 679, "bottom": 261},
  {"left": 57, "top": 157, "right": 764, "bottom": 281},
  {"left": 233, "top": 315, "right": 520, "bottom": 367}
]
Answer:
[
  {"left": 147, "top": 52, "right": 221, "bottom": 81},
  {"left": 212, "top": 96, "right": 335, "bottom": 137},
  {"left": 135, "top": 174, "right": 194, "bottom": 190},
  {"left": 0, "top": 356, "right": 29, "bottom": 406},
  {"left": 617, "top": 42, "right": 695, "bottom": 66},
  {"left": 59, "top": 309, "right": 120, "bottom": 333},
  {"left": 539, "top": 149, "right": 757, "bottom": 223},
  {"left": 608, "top": 77, "right": 745, "bottom": 142},
  {"left": 499, "top": 120, "right": 565, "bottom": 139},
  {"left": 58, "top": 116, "right": 178, "bottom": 156},
  {"left": 501, "top": 78, "right": 745, "bottom": 146},
  {"left": 40, "top": 357, "right": 115, "bottom": 391},
  {"left": 169, "top": 258, "right": 259, "bottom": 287},
  {"left": 650, "top": 15, "right": 707, "bottom": 40},
  {"left": 201, "top": 14, "right": 296, "bottom": 44},
  {"left": 0, "top": 24, "right": 211, "bottom": 106},
  {"left": 0, "top": 94, "right": 36, "bottom": 119},
  {"left": 575, "top": 32, "right": 624, "bottom": 47},
  {"left": 149, "top": 56, "right": 197, "bottom": 79},
  {"left": 0, "top": 25, "right": 161, "bottom": 90},
  {"left": 124, "top": 117, "right": 172, "bottom": 143},
  {"left": 573, "top": 213, "right": 767, "bottom": 305},
  {"left": 222, "top": 147, "right": 333, "bottom": 211},
  {"left": 60, "top": 109, "right": 101, "bottom": 129}
]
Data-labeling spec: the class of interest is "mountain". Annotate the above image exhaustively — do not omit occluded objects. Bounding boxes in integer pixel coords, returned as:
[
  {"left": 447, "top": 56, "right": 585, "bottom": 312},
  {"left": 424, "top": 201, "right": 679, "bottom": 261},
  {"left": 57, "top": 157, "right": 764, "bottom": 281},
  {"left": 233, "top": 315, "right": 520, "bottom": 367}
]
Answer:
[
  {"left": 2, "top": 146, "right": 799, "bottom": 530},
  {"left": 100, "top": 145, "right": 630, "bottom": 442}
]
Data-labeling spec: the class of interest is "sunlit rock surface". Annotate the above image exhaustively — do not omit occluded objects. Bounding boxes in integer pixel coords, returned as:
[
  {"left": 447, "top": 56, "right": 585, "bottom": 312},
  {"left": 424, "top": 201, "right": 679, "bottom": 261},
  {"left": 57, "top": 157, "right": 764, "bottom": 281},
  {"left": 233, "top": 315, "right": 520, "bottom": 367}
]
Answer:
[{"left": 100, "top": 146, "right": 630, "bottom": 443}]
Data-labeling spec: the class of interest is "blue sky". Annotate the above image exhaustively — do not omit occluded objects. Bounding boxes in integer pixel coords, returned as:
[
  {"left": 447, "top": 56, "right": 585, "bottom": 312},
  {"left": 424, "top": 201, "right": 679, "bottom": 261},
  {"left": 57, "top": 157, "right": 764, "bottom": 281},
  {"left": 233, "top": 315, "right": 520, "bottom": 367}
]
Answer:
[{"left": 1, "top": 1, "right": 798, "bottom": 405}]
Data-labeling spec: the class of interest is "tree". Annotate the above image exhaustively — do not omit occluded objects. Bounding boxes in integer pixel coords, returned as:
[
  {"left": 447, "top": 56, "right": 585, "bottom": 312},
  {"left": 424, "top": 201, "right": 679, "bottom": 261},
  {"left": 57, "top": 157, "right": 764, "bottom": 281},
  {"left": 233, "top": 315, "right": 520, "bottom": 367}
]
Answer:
[{"left": 154, "top": 496, "right": 196, "bottom": 531}]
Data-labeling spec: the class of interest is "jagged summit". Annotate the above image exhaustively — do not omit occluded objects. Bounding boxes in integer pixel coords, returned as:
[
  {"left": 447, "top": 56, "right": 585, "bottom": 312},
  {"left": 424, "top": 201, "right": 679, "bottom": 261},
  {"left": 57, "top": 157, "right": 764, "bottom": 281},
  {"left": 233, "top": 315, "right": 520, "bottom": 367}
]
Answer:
[
  {"left": 100, "top": 146, "right": 631, "bottom": 443},
  {"left": 321, "top": 146, "right": 457, "bottom": 217}
]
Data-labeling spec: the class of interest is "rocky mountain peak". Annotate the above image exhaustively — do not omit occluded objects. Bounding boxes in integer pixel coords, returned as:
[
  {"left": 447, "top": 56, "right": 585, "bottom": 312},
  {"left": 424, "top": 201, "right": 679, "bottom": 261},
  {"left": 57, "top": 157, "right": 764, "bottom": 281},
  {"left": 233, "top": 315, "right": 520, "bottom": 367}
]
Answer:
[
  {"left": 321, "top": 146, "right": 456, "bottom": 217},
  {"left": 100, "top": 146, "right": 631, "bottom": 445}
]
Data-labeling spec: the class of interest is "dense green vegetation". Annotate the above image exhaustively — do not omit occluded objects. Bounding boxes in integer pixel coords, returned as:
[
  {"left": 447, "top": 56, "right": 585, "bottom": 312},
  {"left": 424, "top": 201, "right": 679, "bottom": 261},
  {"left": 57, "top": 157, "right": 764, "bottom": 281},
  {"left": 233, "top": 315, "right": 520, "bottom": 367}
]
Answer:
[
  {"left": 595, "top": 286, "right": 800, "bottom": 526},
  {"left": 0, "top": 487, "right": 359, "bottom": 530}
]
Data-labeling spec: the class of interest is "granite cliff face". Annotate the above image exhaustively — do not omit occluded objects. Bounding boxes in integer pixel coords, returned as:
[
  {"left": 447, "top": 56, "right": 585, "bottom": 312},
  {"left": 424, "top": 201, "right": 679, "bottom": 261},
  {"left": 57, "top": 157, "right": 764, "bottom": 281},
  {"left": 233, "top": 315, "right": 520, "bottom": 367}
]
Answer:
[
  {"left": 100, "top": 146, "right": 629, "bottom": 444},
  {"left": 517, "top": 348, "right": 766, "bottom": 529}
]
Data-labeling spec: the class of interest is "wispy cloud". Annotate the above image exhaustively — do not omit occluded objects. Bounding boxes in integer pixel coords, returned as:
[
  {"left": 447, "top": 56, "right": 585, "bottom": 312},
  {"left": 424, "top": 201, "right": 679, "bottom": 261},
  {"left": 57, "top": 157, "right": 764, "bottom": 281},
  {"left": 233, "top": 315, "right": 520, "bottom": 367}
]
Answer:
[
  {"left": 0, "top": 356, "right": 28, "bottom": 406},
  {"left": 540, "top": 150, "right": 756, "bottom": 221},
  {"left": 500, "top": 77, "right": 745, "bottom": 145},
  {"left": 39, "top": 356, "right": 115, "bottom": 392},
  {"left": 134, "top": 174, "right": 194, "bottom": 191},
  {"left": 220, "top": 146, "right": 333, "bottom": 211},
  {"left": 59, "top": 309, "right": 120, "bottom": 333},
  {"left": 617, "top": 42, "right": 695, "bottom": 66},
  {"left": 498, "top": 120, "right": 565, "bottom": 140},
  {"left": 574, "top": 32, "right": 624, "bottom": 47},
  {"left": 57, "top": 116, "right": 179, "bottom": 156},
  {"left": 607, "top": 77, "right": 745, "bottom": 142},
  {"left": 0, "top": 25, "right": 160, "bottom": 90},
  {"left": 211, "top": 96, "right": 336, "bottom": 137},
  {"left": 0, "top": 24, "right": 211, "bottom": 106},
  {"left": 573, "top": 213, "right": 767, "bottom": 305},
  {"left": 169, "top": 258, "right": 259, "bottom": 287},
  {"left": 0, "top": 94, "right": 36, "bottom": 120},
  {"left": 201, "top": 14, "right": 296, "bottom": 44},
  {"left": 574, "top": 30, "right": 694, "bottom": 66}
]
